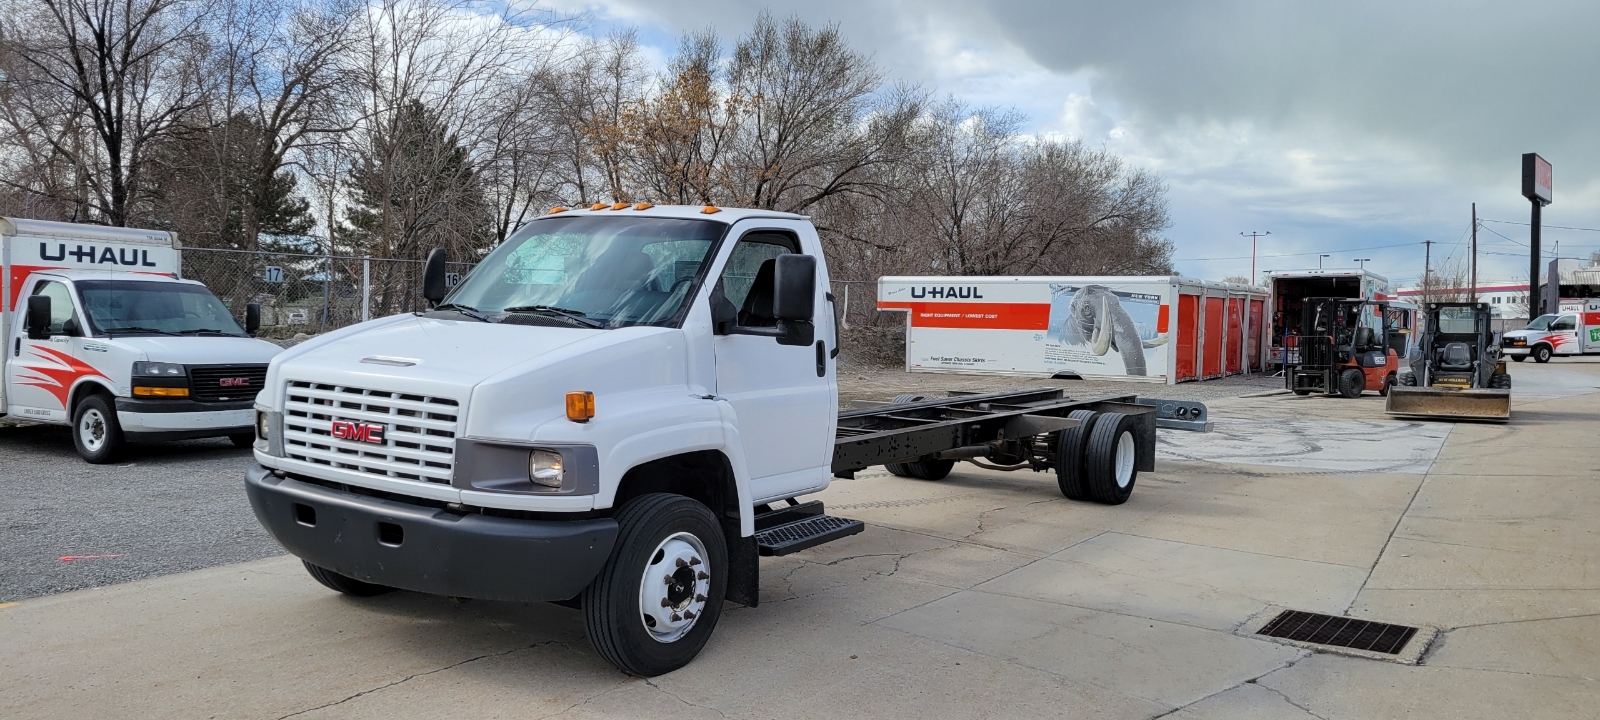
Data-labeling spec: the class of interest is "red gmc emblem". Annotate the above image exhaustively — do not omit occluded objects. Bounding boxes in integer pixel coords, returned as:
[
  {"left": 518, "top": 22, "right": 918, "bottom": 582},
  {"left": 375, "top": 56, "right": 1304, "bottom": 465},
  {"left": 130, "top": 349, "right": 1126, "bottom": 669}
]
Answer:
[
  {"left": 331, "top": 420, "right": 385, "bottom": 444},
  {"left": 218, "top": 377, "right": 252, "bottom": 387}
]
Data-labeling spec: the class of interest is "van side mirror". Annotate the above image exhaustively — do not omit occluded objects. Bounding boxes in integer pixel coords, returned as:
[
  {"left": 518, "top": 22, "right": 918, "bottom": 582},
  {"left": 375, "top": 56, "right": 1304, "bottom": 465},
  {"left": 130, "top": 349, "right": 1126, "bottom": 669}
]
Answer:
[
  {"left": 772, "top": 254, "right": 816, "bottom": 322},
  {"left": 245, "top": 303, "right": 261, "bottom": 336},
  {"left": 422, "top": 248, "right": 449, "bottom": 307},
  {"left": 25, "top": 295, "right": 51, "bottom": 340}
]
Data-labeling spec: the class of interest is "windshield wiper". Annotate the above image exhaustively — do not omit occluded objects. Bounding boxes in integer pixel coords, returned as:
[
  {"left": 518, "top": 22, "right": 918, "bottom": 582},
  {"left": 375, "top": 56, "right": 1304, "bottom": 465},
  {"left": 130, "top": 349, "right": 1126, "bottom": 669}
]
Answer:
[
  {"left": 502, "top": 305, "right": 607, "bottom": 329},
  {"left": 174, "top": 328, "right": 243, "bottom": 336},
  {"left": 103, "top": 327, "right": 180, "bottom": 336},
  {"left": 433, "top": 303, "right": 492, "bottom": 322}
]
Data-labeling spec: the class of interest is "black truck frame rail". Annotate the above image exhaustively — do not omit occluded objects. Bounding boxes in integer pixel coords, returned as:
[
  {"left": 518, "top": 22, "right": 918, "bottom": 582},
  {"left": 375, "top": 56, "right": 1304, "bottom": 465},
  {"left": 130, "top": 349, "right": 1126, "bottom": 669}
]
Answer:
[{"left": 830, "top": 388, "right": 1207, "bottom": 477}]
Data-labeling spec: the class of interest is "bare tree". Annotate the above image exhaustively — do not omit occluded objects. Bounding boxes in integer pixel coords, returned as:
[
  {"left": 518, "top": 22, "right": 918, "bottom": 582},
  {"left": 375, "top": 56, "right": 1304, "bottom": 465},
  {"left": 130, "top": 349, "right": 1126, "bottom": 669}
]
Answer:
[{"left": 0, "top": 0, "right": 209, "bottom": 225}]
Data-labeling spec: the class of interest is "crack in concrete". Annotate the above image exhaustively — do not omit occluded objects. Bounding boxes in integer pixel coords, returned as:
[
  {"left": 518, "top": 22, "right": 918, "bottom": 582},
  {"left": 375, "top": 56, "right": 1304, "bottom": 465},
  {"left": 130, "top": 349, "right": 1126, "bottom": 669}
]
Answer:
[
  {"left": 1443, "top": 611, "right": 1600, "bottom": 631},
  {"left": 275, "top": 642, "right": 555, "bottom": 719},
  {"left": 1147, "top": 654, "right": 1312, "bottom": 719},
  {"left": 1255, "top": 681, "right": 1332, "bottom": 720},
  {"left": 643, "top": 679, "right": 731, "bottom": 719},
  {"left": 533, "top": 680, "right": 633, "bottom": 720},
  {"left": 1347, "top": 471, "right": 1431, "bottom": 614}
]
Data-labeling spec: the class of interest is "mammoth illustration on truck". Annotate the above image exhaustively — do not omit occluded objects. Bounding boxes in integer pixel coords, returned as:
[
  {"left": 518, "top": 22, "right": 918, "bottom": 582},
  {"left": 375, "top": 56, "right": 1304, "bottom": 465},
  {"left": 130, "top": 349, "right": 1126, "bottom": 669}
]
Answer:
[{"left": 1054, "top": 284, "right": 1168, "bottom": 376}]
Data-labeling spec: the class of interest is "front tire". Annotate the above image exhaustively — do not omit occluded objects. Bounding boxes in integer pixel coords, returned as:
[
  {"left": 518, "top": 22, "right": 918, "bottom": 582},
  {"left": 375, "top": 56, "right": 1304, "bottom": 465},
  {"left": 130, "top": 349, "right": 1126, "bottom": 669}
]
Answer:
[
  {"left": 1511, "top": 355, "right": 1526, "bottom": 362},
  {"left": 1533, "top": 345, "right": 1552, "bottom": 363},
  {"left": 1379, "top": 373, "right": 1395, "bottom": 397},
  {"left": 1337, "top": 368, "right": 1366, "bottom": 399},
  {"left": 72, "top": 395, "right": 125, "bottom": 464},
  {"left": 229, "top": 433, "right": 255, "bottom": 448},
  {"left": 1083, "top": 413, "right": 1140, "bottom": 505},
  {"left": 583, "top": 493, "right": 727, "bottom": 677},
  {"left": 303, "top": 561, "right": 392, "bottom": 597}
]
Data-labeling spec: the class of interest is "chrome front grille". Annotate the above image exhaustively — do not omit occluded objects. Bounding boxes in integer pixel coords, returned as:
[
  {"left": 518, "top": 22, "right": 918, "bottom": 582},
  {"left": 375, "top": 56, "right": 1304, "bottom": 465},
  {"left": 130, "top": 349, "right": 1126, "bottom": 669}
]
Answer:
[{"left": 282, "top": 380, "right": 460, "bottom": 485}]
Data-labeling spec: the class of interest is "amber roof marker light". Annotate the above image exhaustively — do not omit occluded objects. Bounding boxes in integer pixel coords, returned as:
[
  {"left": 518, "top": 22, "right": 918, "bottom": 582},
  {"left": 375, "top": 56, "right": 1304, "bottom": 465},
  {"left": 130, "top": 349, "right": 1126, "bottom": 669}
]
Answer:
[
  {"left": 590, "top": 202, "right": 608, "bottom": 211},
  {"left": 634, "top": 202, "right": 654, "bottom": 210},
  {"left": 566, "top": 391, "right": 596, "bottom": 423},
  {"left": 547, "top": 206, "right": 568, "bottom": 214},
  {"left": 701, "top": 205, "right": 721, "bottom": 214},
  {"left": 611, "top": 202, "right": 629, "bottom": 210}
]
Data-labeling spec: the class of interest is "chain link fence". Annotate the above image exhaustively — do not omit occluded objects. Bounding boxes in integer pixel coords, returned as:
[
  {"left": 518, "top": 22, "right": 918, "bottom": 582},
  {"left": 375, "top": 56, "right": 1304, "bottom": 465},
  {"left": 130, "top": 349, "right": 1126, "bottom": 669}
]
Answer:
[{"left": 182, "top": 248, "right": 475, "bottom": 339}]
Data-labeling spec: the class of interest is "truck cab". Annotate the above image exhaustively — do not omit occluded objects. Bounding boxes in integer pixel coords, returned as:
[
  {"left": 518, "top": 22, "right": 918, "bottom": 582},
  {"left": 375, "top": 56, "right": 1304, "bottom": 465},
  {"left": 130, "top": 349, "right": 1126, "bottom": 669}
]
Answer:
[
  {"left": 2, "top": 219, "right": 281, "bottom": 462},
  {"left": 246, "top": 205, "right": 838, "bottom": 676},
  {"left": 1502, "top": 305, "right": 1600, "bottom": 362}
]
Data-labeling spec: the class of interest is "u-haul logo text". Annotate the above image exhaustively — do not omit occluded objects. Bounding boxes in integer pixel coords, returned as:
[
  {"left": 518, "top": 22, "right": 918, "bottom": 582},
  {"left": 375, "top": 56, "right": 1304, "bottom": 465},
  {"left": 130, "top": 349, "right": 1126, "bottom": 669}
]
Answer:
[
  {"left": 909, "top": 286, "right": 984, "bottom": 299},
  {"left": 38, "top": 242, "right": 160, "bottom": 267}
]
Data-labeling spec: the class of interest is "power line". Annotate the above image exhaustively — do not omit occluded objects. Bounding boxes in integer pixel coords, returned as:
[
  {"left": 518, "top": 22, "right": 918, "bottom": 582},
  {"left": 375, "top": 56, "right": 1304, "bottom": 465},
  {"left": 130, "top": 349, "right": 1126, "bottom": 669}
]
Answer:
[
  {"left": 1175, "top": 241, "right": 1416, "bottom": 262},
  {"left": 1481, "top": 218, "right": 1600, "bottom": 233}
]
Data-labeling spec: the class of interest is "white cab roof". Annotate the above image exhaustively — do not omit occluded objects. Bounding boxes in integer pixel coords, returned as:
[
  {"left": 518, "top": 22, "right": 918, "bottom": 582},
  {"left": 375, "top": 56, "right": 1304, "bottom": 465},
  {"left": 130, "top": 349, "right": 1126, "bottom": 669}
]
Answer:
[{"left": 539, "top": 205, "right": 808, "bottom": 224}]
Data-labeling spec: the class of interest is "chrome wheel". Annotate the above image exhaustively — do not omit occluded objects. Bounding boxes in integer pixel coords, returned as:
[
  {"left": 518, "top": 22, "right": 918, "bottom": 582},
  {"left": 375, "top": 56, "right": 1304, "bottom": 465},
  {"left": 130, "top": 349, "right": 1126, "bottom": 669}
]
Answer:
[{"left": 638, "top": 531, "right": 710, "bottom": 643}]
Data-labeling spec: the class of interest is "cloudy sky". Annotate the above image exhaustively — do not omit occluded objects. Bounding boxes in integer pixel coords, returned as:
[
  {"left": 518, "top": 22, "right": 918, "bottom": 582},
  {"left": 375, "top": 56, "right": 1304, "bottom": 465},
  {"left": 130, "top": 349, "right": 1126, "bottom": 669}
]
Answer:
[{"left": 545, "top": 0, "right": 1600, "bottom": 288}]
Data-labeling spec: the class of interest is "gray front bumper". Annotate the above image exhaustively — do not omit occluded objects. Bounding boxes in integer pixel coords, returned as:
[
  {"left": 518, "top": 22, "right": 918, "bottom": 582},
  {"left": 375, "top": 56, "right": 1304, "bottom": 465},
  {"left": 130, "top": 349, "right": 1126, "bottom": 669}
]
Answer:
[{"left": 246, "top": 465, "right": 618, "bottom": 601}]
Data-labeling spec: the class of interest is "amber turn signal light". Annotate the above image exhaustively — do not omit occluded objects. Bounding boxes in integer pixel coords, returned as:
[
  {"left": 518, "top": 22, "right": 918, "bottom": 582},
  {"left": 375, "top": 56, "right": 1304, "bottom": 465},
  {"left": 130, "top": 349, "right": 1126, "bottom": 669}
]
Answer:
[
  {"left": 133, "top": 386, "right": 189, "bottom": 397},
  {"left": 566, "top": 391, "right": 595, "bottom": 423}
]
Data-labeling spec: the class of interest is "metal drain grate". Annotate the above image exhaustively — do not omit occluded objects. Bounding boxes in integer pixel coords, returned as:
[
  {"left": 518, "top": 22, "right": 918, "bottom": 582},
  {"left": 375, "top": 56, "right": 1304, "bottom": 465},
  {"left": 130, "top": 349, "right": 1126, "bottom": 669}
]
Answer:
[{"left": 1257, "top": 610, "right": 1419, "bottom": 655}]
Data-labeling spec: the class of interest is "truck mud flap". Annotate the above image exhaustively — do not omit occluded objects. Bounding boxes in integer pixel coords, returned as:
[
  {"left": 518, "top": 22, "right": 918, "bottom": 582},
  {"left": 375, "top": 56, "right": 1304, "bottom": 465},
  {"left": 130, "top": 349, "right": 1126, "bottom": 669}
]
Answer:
[{"left": 1384, "top": 386, "right": 1510, "bottom": 422}]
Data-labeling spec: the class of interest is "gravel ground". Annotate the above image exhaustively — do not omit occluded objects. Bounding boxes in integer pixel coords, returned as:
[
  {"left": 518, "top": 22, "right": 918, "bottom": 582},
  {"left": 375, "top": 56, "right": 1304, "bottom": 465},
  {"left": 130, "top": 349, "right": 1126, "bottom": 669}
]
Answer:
[
  {"left": 0, "top": 422, "right": 280, "bottom": 602},
  {"left": 0, "top": 364, "right": 1278, "bottom": 603}
]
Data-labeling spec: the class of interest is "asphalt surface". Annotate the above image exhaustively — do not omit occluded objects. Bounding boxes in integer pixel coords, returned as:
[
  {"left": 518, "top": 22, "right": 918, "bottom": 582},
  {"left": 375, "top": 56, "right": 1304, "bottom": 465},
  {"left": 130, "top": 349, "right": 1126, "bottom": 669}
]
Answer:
[{"left": 0, "top": 422, "right": 279, "bottom": 602}]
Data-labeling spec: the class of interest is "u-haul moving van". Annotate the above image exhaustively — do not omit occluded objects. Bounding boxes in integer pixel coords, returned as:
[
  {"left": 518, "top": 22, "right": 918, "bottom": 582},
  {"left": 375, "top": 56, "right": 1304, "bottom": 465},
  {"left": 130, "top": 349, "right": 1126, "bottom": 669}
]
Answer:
[
  {"left": 1501, "top": 300, "right": 1600, "bottom": 362},
  {"left": 2, "top": 218, "right": 281, "bottom": 462}
]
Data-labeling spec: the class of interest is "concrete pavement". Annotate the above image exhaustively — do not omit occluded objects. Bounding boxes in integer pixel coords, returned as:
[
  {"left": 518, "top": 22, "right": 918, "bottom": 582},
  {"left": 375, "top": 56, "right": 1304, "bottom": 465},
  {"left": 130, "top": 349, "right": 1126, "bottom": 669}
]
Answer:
[{"left": 3, "top": 359, "right": 1598, "bottom": 719}]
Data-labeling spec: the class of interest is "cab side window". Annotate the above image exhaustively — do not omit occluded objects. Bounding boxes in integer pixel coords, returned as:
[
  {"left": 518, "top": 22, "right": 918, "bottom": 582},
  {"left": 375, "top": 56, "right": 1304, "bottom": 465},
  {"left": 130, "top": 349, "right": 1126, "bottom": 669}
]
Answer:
[
  {"left": 1551, "top": 315, "right": 1576, "bottom": 331},
  {"left": 31, "top": 280, "right": 78, "bottom": 335},
  {"left": 719, "top": 232, "right": 798, "bottom": 328}
]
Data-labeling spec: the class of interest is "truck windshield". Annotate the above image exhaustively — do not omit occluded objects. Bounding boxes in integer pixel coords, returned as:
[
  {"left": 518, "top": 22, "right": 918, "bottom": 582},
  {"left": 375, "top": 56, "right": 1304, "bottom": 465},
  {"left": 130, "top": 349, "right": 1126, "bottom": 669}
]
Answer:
[
  {"left": 1525, "top": 314, "right": 1556, "bottom": 331},
  {"left": 76, "top": 280, "right": 246, "bottom": 336},
  {"left": 444, "top": 215, "right": 726, "bottom": 328}
]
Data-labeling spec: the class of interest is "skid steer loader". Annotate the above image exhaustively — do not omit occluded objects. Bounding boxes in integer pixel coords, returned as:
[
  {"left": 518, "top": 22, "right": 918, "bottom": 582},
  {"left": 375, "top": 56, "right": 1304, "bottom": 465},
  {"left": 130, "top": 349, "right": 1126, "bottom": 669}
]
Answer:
[{"left": 1386, "top": 302, "right": 1511, "bottom": 421}]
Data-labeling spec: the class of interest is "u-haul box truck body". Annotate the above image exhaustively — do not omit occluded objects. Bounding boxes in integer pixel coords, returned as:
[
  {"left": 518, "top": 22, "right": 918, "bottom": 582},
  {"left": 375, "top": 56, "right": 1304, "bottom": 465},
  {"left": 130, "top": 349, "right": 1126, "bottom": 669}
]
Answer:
[{"left": 877, "top": 275, "right": 1269, "bottom": 384}]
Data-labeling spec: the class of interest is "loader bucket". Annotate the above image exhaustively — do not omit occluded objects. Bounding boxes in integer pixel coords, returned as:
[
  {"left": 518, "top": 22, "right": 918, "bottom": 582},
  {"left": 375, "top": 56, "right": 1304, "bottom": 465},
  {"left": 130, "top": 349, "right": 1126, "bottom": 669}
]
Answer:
[{"left": 1385, "top": 386, "right": 1511, "bottom": 422}]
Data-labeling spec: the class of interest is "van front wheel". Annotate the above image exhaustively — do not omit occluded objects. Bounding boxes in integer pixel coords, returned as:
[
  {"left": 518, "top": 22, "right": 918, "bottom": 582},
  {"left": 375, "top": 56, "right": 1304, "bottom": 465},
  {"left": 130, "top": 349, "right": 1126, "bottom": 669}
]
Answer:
[{"left": 73, "top": 395, "right": 125, "bottom": 464}]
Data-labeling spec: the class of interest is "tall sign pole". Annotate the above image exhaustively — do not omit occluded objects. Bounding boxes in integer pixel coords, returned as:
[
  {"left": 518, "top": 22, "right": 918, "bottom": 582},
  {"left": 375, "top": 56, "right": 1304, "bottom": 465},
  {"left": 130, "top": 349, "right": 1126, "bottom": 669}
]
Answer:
[
  {"left": 1240, "top": 231, "right": 1270, "bottom": 283},
  {"left": 1470, "top": 203, "right": 1477, "bottom": 303},
  {"left": 1522, "top": 153, "right": 1553, "bottom": 314}
]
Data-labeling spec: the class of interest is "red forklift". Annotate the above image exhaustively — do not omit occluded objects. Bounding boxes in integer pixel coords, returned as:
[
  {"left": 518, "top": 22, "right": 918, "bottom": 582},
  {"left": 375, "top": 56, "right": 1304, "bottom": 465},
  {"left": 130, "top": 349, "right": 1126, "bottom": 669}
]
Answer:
[{"left": 1287, "top": 297, "right": 1401, "bottom": 398}]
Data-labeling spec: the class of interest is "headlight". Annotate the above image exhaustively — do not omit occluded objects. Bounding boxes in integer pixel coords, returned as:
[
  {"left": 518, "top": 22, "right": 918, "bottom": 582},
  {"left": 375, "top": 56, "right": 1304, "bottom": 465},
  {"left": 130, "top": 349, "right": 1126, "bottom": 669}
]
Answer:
[
  {"left": 256, "top": 411, "right": 270, "bottom": 441},
  {"left": 133, "top": 361, "right": 186, "bottom": 377},
  {"left": 529, "top": 450, "right": 564, "bottom": 488}
]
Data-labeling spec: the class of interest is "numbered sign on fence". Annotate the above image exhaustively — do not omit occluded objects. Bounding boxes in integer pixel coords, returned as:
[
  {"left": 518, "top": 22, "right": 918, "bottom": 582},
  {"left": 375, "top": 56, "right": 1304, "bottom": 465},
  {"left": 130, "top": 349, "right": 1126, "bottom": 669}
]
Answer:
[
  {"left": 445, "top": 272, "right": 461, "bottom": 289},
  {"left": 263, "top": 266, "right": 284, "bottom": 283}
]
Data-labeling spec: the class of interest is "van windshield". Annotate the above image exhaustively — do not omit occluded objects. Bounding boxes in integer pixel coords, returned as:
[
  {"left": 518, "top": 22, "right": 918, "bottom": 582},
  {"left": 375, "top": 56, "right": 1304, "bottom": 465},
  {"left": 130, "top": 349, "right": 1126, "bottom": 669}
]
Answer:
[
  {"left": 443, "top": 215, "right": 726, "bottom": 328},
  {"left": 1525, "top": 314, "right": 1556, "bottom": 331},
  {"left": 76, "top": 280, "right": 246, "bottom": 336}
]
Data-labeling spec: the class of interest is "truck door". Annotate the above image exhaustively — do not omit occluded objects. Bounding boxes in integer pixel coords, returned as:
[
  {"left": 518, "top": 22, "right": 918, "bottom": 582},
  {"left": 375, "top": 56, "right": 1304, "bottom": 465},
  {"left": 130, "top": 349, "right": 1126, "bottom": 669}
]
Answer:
[
  {"left": 711, "top": 227, "right": 835, "bottom": 502},
  {"left": 6, "top": 279, "right": 94, "bottom": 422},
  {"left": 1549, "top": 314, "right": 1580, "bottom": 354}
]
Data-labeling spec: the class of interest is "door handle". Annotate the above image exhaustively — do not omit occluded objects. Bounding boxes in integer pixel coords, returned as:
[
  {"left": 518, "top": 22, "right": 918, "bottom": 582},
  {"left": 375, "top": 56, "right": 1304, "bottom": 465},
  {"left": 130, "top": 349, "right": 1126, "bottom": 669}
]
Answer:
[{"left": 815, "top": 341, "right": 826, "bottom": 377}]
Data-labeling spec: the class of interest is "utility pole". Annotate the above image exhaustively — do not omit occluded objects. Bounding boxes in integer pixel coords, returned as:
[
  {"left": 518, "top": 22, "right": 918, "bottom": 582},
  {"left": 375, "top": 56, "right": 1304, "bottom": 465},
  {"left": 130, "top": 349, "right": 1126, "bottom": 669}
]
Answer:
[
  {"left": 1423, "top": 239, "right": 1435, "bottom": 300},
  {"left": 1318, "top": 254, "right": 1330, "bottom": 269},
  {"left": 1470, "top": 203, "right": 1478, "bottom": 303},
  {"left": 1240, "top": 231, "right": 1269, "bottom": 283},
  {"left": 1355, "top": 258, "right": 1370, "bottom": 271}
]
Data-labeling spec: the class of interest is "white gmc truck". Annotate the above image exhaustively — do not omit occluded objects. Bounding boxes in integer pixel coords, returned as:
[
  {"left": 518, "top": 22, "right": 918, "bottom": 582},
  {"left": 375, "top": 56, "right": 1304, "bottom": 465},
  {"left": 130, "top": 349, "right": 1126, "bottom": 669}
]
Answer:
[
  {"left": 2, "top": 218, "right": 280, "bottom": 462},
  {"left": 246, "top": 204, "right": 1207, "bottom": 676}
]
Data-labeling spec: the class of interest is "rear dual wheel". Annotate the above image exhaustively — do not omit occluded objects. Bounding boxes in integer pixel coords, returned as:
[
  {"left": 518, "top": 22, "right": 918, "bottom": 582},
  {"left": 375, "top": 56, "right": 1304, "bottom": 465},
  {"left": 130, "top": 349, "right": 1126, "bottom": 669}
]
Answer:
[{"left": 1056, "top": 411, "right": 1140, "bottom": 505}]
